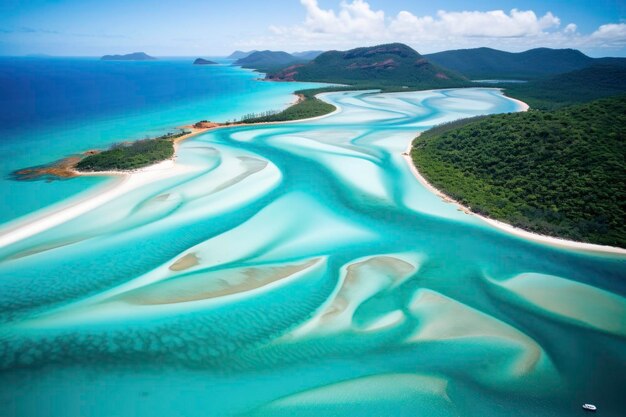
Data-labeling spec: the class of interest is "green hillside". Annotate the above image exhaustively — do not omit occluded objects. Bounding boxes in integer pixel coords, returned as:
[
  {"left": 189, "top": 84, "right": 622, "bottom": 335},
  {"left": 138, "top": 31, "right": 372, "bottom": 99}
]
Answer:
[
  {"left": 268, "top": 43, "right": 469, "bottom": 88},
  {"left": 411, "top": 96, "right": 626, "bottom": 247},
  {"left": 292, "top": 50, "right": 324, "bottom": 60},
  {"left": 234, "top": 51, "right": 305, "bottom": 73},
  {"left": 502, "top": 64, "right": 626, "bottom": 109},
  {"left": 425, "top": 47, "right": 595, "bottom": 79},
  {"left": 227, "top": 50, "right": 257, "bottom": 60}
]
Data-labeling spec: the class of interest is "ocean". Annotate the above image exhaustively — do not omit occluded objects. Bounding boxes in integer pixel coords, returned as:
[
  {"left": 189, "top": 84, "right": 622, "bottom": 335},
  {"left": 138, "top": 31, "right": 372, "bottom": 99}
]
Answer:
[
  {"left": 0, "top": 60, "right": 624, "bottom": 417},
  {"left": 0, "top": 57, "right": 325, "bottom": 225}
]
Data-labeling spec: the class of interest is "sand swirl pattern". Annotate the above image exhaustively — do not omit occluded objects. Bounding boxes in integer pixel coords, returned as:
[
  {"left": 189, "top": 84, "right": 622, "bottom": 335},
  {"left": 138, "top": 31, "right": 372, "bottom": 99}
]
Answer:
[{"left": 0, "top": 89, "right": 625, "bottom": 417}]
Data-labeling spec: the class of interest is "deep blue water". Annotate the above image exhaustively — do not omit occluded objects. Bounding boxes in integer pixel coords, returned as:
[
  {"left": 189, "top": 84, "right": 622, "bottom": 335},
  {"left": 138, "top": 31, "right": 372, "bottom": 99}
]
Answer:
[{"left": 0, "top": 57, "right": 325, "bottom": 224}]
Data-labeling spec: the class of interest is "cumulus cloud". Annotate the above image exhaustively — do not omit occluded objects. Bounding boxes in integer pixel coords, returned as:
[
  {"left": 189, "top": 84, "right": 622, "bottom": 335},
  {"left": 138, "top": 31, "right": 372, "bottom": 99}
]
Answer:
[
  {"left": 590, "top": 23, "right": 626, "bottom": 44},
  {"left": 564, "top": 23, "right": 577, "bottom": 34},
  {"left": 243, "top": 0, "right": 626, "bottom": 53}
]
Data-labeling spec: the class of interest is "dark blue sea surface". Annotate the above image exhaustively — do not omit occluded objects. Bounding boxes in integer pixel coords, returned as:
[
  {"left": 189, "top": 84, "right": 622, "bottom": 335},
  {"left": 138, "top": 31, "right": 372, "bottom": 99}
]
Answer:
[{"left": 0, "top": 57, "right": 325, "bottom": 224}]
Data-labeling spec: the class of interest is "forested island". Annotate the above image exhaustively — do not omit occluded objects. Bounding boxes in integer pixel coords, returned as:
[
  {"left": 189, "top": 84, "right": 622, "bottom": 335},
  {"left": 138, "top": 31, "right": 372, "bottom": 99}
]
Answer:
[{"left": 411, "top": 96, "right": 626, "bottom": 247}]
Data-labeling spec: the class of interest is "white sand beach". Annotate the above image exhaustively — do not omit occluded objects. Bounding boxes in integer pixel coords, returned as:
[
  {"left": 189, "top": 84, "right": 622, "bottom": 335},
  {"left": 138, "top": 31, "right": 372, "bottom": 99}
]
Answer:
[{"left": 402, "top": 140, "right": 626, "bottom": 256}]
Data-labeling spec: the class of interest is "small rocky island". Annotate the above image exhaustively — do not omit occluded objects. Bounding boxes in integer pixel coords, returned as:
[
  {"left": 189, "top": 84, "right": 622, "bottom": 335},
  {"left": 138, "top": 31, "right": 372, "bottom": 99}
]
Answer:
[
  {"left": 101, "top": 52, "right": 156, "bottom": 61},
  {"left": 193, "top": 58, "right": 218, "bottom": 65}
]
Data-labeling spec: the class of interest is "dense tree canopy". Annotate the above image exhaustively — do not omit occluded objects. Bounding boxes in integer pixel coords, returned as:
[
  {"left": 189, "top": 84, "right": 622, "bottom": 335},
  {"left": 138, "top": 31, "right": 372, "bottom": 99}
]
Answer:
[
  {"left": 411, "top": 96, "right": 626, "bottom": 247},
  {"left": 76, "top": 132, "right": 186, "bottom": 171}
]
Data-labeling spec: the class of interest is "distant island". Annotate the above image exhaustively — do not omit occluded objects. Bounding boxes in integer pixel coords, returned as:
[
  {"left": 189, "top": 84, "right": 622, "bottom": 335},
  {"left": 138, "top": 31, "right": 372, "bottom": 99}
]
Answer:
[
  {"left": 193, "top": 58, "right": 218, "bottom": 65},
  {"left": 234, "top": 50, "right": 307, "bottom": 73},
  {"left": 227, "top": 50, "right": 257, "bottom": 60},
  {"left": 101, "top": 52, "right": 156, "bottom": 61}
]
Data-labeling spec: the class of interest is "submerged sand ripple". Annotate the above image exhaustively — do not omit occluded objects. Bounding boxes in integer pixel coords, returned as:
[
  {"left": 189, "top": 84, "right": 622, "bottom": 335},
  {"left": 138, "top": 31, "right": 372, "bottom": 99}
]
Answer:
[{"left": 0, "top": 89, "right": 624, "bottom": 416}]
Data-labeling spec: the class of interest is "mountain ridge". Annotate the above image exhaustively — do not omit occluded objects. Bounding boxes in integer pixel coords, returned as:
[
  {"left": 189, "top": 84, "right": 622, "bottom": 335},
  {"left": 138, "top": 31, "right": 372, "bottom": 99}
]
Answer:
[
  {"left": 424, "top": 47, "right": 625, "bottom": 79},
  {"left": 268, "top": 43, "right": 468, "bottom": 88},
  {"left": 234, "top": 50, "right": 306, "bottom": 73},
  {"left": 227, "top": 50, "right": 258, "bottom": 60}
]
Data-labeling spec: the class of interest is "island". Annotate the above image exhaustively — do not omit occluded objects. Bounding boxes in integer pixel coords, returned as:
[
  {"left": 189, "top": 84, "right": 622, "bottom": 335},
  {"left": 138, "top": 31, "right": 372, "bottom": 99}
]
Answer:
[
  {"left": 234, "top": 50, "right": 306, "bottom": 73},
  {"left": 193, "top": 58, "right": 218, "bottom": 65},
  {"left": 15, "top": 42, "right": 626, "bottom": 248},
  {"left": 101, "top": 52, "right": 156, "bottom": 61}
]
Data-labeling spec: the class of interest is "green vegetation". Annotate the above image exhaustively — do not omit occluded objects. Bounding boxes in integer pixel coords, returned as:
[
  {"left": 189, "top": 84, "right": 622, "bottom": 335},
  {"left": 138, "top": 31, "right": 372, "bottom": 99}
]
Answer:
[
  {"left": 238, "top": 85, "right": 408, "bottom": 124},
  {"left": 268, "top": 43, "right": 469, "bottom": 89},
  {"left": 501, "top": 64, "right": 626, "bottom": 110},
  {"left": 235, "top": 50, "right": 306, "bottom": 73},
  {"left": 228, "top": 50, "right": 257, "bottom": 60},
  {"left": 76, "top": 131, "right": 187, "bottom": 171},
  {"left": 193, "top": 58, "right": 217, "bottom": 65},
  {"left": 239, "top": 88, "right": 338, "bottom": 123},
  {"left": 425, "top": 47, "right": 596, "bottom": 80},
  {"left": 411, "top": 96, "right": 626, "bottom": 247}
]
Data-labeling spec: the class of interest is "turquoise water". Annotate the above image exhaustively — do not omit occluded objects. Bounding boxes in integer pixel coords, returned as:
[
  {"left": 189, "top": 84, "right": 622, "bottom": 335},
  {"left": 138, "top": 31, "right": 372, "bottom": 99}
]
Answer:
[
  {"left": 0, "top": 57, "right": 326, "bottom": 225},
  {"left": 0, "top": 88, "right": 625, "bottom": 417}
]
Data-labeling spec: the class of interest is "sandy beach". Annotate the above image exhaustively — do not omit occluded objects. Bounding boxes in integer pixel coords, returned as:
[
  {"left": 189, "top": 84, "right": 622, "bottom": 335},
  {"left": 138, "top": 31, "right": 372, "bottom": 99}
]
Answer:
[
  {"left": 0, "top": 92, "right": 340, "bottom": 248},
  {"left": 0, "top": 159, "right": 196, "bottom": 248},
  {"left": 6, "top": 89, "right": 621, "bottom": 256},
  {"left": 402, "top": 140, "right": 626, "bottom": 256}
]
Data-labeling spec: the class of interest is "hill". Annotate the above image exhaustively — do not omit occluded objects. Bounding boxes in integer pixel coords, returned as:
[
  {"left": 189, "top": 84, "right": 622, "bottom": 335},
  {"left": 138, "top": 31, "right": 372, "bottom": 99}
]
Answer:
[
  {"left": 292, "top": 50, "right": 324, "bottom": 60},
  {"left": 101, "top": 52, "right": 156, "bottom": 61},
  {"left": 234, "top": 50, "right": 305, "bottom": 73},
  {"left": 268, "top": 43, "right": 468, "bottom": 88},
  {"left": 227, "top": 50, "right": 257, "bottom": 60},
  {"left": 502, "top": 64, "right": 626, "bottom": 109},
  {"left": 425, "top": 47, "right": 595, "bottom": 79},
  {"left": 411, "top": 96, "right": 626, "bottom": 247},
  {"left": 193, "top": 58, "right": 218, "bottom": 65}
]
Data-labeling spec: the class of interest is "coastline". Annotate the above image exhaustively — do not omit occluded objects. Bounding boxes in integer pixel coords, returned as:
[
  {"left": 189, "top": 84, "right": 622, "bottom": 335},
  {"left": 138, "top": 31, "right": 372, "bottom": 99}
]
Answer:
[
  {"left": 0, "top": 159, "right": 196, "bottom": 248},
  {"left": 9, "top": 87, "right": 622, "bottom": 255},
  {"left": 402, "top": 136, "right": 626, "bottom": 256},
  {"left": 0, "top": 92, "right": 341, "bottom": 247},
  {"left": 501, "top": 91, "right": 530, "bottom": 112},
  {"left": 66, "top": 91, "right": 334, "bottom": 178}
]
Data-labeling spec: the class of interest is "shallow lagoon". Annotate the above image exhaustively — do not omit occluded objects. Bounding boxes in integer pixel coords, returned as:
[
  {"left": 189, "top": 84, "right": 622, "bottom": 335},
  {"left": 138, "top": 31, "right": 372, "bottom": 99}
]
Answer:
[{"left": 0, "top": 88, "right": 624, "bottom": 417}]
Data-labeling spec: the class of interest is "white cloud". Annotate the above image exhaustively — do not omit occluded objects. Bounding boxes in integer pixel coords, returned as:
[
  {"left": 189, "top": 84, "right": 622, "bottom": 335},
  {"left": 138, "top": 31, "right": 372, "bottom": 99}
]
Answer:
[
  {"left": 590, "top": 23, "right": 626, "bottom": 44},
  {"left": 242, "top": 0, "right": 626, "bottom": 54},
  {"left": 564, "top": 23, "right": 577, "bottom": 34},
  {"left": 427, "top": 9, "right": 559, "bottom": 38}
]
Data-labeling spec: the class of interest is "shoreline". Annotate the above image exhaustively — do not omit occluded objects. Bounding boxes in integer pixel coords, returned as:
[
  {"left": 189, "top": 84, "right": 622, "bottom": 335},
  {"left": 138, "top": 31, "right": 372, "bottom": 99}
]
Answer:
[
  {"left": 501, "top": 91, "right": 530, "bottom": 112},
  {"left": 0, "top": 92, "right": 341, "bottom": 247},
  {"left": 402, "top": 130, "right": 626, "bottom": 256},
  {"left": 9, "top": 87, "right": 622, "bottom": 255},
  {"left": 25, "top": 92, "right": 333, "bottom": 180},
  {"left": 0, "top": 159, "right": 197, "bottom": 248}
]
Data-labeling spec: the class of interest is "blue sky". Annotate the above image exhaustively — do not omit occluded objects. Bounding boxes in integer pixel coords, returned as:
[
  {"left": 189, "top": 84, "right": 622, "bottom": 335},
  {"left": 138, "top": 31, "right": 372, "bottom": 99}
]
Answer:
[{"left": 1, "top": 0, "right": 624, "bottom": 56}]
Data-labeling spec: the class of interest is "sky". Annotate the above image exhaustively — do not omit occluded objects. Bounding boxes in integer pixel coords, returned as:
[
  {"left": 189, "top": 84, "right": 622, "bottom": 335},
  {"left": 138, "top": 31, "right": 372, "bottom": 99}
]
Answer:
[{"left": 0, "top": 0, "right": 625, "bottom": 57}]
